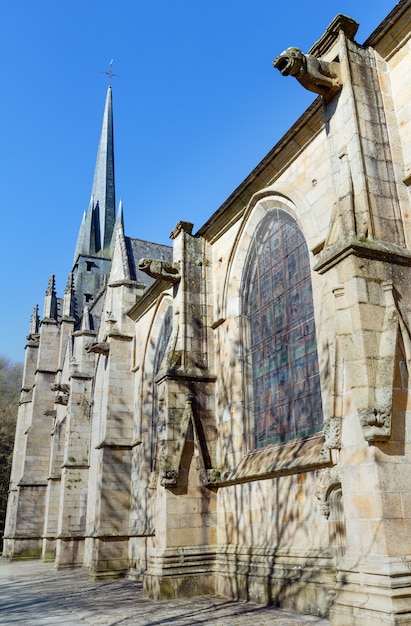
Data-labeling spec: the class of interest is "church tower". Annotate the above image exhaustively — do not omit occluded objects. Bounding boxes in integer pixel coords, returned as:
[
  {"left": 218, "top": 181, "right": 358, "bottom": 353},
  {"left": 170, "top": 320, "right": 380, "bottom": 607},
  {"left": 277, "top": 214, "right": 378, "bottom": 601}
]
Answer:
[{"left": 72, "top": 85, "right": 121, "bottom": 322}]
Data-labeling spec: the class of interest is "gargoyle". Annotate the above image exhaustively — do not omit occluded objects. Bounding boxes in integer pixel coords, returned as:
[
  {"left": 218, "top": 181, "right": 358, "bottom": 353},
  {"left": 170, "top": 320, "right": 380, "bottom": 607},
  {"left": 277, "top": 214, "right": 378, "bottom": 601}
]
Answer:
[
  {"left": 50, "top": 383, "right": 70, "bottom": 394},
  {"left": 85, "top": 342, "right": 110, "bottom": 356},
  {"left": 138, "top": 258, "right": 181, "bottom": 285},
  {"left": 273, "top": 47, "right": 341, "bottom": 98}
]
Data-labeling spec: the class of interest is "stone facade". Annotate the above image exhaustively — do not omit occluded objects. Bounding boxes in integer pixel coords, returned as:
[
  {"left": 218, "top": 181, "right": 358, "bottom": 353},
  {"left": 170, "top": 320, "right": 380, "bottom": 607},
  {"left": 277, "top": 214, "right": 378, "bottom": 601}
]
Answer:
[{"left": 4, "top": 3, "right": 411, "bottom": 624}]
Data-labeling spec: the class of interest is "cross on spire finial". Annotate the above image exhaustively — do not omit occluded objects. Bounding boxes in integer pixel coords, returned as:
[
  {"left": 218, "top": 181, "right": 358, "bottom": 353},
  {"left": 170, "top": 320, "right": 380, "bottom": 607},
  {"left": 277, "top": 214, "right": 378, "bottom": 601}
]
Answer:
[{"left": 102, "top": 59, "right": 119, "bottom": 86}]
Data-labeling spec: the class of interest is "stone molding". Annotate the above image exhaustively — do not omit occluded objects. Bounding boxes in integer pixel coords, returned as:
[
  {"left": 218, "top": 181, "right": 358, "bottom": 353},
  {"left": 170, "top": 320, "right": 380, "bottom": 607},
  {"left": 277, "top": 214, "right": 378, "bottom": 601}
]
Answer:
[
  {"left": 205, "top": 435, "right": 328, "bottom": 487},
  {"left": 315, "top": 466, "right": 342, "bottom": 519},
  {"left": 314, "top": 236, "right": 411, "bottom": 275}
]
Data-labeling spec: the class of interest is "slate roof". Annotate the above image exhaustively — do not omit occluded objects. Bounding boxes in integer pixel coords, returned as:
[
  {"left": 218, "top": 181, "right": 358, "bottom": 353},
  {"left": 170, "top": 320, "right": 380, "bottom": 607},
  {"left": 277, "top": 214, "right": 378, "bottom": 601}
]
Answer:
[{"left": 125, "top": 237, "right": 173, "bottom": 286}]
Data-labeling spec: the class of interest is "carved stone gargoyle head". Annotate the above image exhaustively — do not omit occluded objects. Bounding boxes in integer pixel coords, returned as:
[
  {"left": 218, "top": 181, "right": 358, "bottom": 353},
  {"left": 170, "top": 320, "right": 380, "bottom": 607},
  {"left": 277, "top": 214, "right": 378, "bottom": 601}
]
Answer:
[
  {"left": 273, "top": 46, "right": 342, "bottom": 99},
  {"left": 273, "top": 46, "right": 305, "bottom": 77}
]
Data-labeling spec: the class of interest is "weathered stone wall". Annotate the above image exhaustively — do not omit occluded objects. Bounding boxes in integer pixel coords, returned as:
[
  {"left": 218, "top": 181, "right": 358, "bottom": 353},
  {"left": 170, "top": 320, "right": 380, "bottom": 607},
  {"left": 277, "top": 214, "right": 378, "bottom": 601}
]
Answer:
[{"left": 4, "top": 5, "right": 411, "bottom": 625}]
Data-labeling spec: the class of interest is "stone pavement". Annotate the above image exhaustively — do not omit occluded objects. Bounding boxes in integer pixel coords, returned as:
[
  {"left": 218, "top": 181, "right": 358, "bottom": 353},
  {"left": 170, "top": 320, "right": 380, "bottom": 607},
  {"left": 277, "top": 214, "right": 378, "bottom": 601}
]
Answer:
[{"left": 0, "top": 559, "right": 331, "bottom": 625}]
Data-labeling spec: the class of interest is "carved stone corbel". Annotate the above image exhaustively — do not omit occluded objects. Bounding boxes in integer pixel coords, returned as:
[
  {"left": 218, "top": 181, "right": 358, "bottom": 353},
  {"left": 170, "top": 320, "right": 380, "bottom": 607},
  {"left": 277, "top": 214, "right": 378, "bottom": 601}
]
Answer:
[
  {"left": 359, "top": 408, "right": 391, "bottom": 443},
  {"left": 320, "top": 417, "right": 342, "bottom": 460},
  {"left": 197, "top": 468, "right": 226, "bottom": 486},
  {"left": 159, "top": 468, "right": 179, "bottom": 486}
]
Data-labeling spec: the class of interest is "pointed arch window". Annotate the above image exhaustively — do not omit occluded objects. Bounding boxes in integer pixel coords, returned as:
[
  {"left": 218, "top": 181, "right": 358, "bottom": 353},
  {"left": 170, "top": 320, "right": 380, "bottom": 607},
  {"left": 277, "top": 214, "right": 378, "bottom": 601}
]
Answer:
[
  {"left": 242, "top": 208, "right": 323, "bottom": 449},
  {"left": 150, "top": 305, "right": 173, "bottom": 470}
]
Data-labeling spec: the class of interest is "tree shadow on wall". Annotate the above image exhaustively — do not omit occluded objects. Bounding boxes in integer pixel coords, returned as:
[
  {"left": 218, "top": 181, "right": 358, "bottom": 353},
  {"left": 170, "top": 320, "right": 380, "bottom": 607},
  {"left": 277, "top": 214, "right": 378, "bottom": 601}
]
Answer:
[{"left": 213, "top": 322, "right": 340, "bottom": 617}]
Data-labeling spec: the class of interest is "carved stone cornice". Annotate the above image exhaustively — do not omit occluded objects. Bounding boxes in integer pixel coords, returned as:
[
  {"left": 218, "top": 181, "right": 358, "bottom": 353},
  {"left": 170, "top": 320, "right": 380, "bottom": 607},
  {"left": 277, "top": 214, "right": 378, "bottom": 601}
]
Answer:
[
  {"left": 169, "top": 221, "right": 194, "bottom": 239},
  {"left": 364, "top": 0, "right": 411, "bottom": 60},
  {"left": 309, "top": 14, "right": 359, "bottom": 57}
]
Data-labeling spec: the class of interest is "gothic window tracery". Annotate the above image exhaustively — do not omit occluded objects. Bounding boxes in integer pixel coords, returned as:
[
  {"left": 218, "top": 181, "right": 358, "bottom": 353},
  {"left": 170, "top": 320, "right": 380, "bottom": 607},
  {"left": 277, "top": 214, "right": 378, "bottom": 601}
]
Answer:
[{"left": 242, "top": 208, "right": 323, "bottom": 448}]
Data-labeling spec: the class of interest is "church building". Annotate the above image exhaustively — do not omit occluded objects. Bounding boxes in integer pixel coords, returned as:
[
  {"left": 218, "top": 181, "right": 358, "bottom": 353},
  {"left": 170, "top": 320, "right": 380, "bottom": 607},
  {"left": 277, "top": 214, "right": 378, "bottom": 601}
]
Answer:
[{"left": 4, "top": 2, "right": 411, "bottom": 624}]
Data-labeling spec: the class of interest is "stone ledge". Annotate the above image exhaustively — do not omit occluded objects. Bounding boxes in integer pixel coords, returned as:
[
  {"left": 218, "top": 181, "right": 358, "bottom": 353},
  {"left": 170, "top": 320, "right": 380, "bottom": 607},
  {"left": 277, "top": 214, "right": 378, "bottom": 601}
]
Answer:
[
  {"left": 208, "top": 435, "right": 328, "bottom": 486},
  {"left": 314, "top": 236, "right": 411, "bottom": 274},
  {"left": 95, "top": 440, "right": 133, "bottom": 450}
]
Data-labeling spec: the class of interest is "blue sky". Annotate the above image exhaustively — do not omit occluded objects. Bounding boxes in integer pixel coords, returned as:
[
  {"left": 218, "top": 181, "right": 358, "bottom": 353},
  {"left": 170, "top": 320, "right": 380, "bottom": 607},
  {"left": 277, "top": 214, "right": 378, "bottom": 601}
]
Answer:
[{"left": 1, "top": 0, "right": 398, "bottom": 362}]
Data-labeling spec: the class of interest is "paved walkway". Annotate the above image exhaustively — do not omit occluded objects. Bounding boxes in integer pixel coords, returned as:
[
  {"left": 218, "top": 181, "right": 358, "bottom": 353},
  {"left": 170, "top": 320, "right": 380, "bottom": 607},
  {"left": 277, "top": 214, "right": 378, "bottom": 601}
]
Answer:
[{"left": 0, "top": 559, "right": 331, "bottom": 625}]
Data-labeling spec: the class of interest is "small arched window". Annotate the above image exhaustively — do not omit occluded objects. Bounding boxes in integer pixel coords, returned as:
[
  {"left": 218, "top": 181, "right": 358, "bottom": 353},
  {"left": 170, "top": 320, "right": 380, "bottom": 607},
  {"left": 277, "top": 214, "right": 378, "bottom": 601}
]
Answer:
[{"left": 242, "top": 208, "right": 323, "bottom": 449}]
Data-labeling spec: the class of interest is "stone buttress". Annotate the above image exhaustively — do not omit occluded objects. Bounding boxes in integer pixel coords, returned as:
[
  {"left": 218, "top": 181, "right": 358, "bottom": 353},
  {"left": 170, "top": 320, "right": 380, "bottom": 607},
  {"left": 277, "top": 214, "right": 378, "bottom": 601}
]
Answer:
[
  {"left": 274, "top": 8, "right": 411, "bottom": 625},
  {"left": 3, "top": 278, "right": 62, "bottom": 559},
  {"left": 82, "top": 224, "right": 147, "bottom": 578},
  {"left": 140, "top": 221, "right": 218, "bottom": 599}
]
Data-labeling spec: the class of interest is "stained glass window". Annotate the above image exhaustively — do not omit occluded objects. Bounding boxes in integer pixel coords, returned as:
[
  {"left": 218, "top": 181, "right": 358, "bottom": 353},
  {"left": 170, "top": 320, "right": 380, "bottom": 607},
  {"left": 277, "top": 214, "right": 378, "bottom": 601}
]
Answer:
[{"left": 243, "top": 209, "right": 323, "bottom": 449}]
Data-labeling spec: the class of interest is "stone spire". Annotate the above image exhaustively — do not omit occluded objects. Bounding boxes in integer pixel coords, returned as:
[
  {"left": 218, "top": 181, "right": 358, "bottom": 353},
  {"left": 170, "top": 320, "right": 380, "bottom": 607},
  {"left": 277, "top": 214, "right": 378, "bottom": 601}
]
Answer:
[
  {"left": 73, "top": 86, "right": 116, "bottom": 263},
  {"left": 62, "top": 273, "right": 76, "bottom": 319},
  {"left": 110, "top": 198, "right": 124, "bottom": 254},
  {"left": 43, "top": 275, "right": 58, "bottom": 320},
  {"left": 28, "top": 304, "right": 40, "bottom": 337}
]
